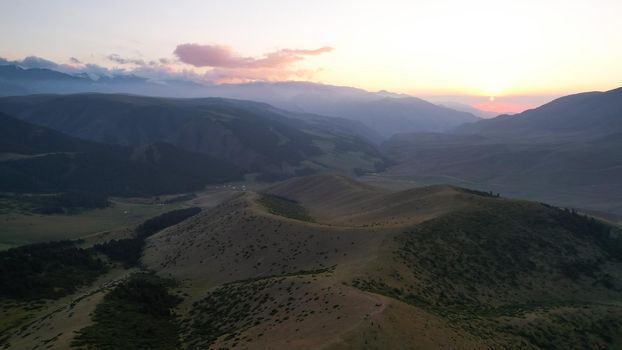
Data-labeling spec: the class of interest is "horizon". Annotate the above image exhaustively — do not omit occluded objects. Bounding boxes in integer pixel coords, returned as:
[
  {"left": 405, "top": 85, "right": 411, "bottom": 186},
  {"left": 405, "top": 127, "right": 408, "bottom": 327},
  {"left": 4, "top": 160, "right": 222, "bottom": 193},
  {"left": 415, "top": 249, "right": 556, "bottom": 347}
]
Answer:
[{"left": 2, "top": 0, "right": 621, "bottom": 114}]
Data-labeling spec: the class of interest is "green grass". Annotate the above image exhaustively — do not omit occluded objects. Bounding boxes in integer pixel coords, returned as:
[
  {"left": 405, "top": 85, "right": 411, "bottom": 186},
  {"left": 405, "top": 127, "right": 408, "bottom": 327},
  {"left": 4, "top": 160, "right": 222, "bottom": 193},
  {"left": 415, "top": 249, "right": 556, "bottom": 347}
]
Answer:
[
  {"left": 0, "top": 199, "right": 179, "bottom": 249},
  {"left": 258, "top": 193, "right": 314, "bottom": 222},
  {"left": 0, "top": 192, "right": 110, "bottom": 215}
]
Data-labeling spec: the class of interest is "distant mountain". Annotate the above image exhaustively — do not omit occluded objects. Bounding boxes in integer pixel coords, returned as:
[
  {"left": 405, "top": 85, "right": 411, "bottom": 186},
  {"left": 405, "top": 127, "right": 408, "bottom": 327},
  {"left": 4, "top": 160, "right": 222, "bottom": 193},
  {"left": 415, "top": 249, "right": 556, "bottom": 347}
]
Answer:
[
  {"left": 0, "top": 65, "right": 88, "bottom": 82},
  {"left": 383, "top": 87, "right": 622, "bottom": 217},
  {"left": 436, "top": 101, "right": 500, "bottom": 118},
  {"left": 0, "top": 112, "right": 107, "bottom": 155},
  {"left": 0, "top": 64, "right": 479, "bottom": 139},
  {"left": 0, "top": 113, "right": 243, "bottom": 195},
  {"left": 201, "top": 81, "right": 480, "bottom": 138},
  {"left": 0, "top": 93, "right": 390, "bottom": 181},
  {"left": 455, "top": 87, "right": 622, "bottom": 139}
]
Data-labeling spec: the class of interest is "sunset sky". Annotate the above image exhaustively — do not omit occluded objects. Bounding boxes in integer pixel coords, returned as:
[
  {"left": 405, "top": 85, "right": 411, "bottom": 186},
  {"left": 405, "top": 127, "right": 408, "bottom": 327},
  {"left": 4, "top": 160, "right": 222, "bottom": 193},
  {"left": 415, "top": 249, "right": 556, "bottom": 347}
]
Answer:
[{"left": 1, "top": 0, "right": 621, "bottom": 113}]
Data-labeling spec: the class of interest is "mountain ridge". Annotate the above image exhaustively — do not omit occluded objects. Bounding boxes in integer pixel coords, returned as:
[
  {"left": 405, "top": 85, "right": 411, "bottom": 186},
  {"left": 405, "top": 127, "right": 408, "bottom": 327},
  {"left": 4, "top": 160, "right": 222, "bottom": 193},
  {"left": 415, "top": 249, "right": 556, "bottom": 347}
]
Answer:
[{"left": 0, "top": 64, "right": 480, "bottom": 138}]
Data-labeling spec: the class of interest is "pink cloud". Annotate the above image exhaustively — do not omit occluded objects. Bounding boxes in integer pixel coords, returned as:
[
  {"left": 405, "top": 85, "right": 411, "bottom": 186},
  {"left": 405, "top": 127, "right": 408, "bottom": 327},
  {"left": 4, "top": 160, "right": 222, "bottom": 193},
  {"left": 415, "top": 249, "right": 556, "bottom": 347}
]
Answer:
[
  {"left": 173, "top": 43, "right": 333, "bottom": 82},
  {"left": 203, "top": 67, "right": 321, "bottom": 84}
]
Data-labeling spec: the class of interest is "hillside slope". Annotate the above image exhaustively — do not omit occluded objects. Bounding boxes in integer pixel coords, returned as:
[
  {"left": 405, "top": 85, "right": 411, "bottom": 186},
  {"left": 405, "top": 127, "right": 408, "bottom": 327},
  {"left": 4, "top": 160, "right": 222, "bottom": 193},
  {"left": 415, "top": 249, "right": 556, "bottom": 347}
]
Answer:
[
  {"left": 0, "top": 113, "right": 243, "bottom": 195},
  {"left": 4, "top": 175, "right": 622, "bottom": 349},
  {"left": 0, "top": 93, "right": 390, "bottom": 178}
]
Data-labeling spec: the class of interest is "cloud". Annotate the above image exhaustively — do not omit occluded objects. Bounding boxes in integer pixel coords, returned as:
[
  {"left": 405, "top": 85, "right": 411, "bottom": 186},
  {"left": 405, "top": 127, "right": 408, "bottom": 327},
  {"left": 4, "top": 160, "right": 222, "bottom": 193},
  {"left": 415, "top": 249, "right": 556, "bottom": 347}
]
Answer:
[
  {"left": 1, "top": 42, "right": 333, "bottom": 85},
  {"left": 106, "top": 54, "right": 146, "bottom": 66},
  {"left": 19, "top": 56, "right": 65, "bottom": 70},
  {"left": 0, "top": 55, "right": 96, "bottom": 76},
  {"left": 174, "top": 43, "right": 333, "bottom": 82}
]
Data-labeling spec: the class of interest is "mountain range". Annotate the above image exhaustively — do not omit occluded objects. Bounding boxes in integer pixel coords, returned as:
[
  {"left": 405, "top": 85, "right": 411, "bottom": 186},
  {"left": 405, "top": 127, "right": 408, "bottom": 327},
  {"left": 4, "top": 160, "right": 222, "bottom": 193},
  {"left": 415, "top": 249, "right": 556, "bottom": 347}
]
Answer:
[
  {"left": 0, "top": 64, "right": 480, "bottom": 139},
  {"left": 0, "top": 93, "right": 392, "bottom": 195},
  {"left": 0, "top": 112, "right": 244, "bottom": 195}
]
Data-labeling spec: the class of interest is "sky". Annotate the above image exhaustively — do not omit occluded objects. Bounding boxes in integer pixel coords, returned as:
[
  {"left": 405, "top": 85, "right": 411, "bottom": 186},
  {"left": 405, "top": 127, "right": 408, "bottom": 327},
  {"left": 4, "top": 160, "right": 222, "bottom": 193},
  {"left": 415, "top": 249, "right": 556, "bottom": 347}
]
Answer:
[{"left": 1, "top": 0, "right": 621, "bottom": 113}]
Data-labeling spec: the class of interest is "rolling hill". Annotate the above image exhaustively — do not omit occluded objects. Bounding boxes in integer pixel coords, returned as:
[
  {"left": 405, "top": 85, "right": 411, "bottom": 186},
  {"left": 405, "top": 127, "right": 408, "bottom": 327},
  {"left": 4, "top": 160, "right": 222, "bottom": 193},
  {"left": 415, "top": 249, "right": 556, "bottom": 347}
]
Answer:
[
  {"left": 142, "top": 175, "right": 622, "bottom": 349},
  {"left": 3, "top": 174, "right": 621, "bottom": 349}
]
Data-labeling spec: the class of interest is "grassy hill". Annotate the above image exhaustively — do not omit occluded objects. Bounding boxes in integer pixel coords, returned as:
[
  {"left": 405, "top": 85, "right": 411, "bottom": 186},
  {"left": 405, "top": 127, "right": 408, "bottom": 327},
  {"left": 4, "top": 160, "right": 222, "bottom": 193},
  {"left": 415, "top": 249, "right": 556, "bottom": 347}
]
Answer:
[
  {"left": 140, "top": 175, "right": 622, "bottom": 349},
  {"left": 2, "top": 175, "right": 622, "bottom": 349}
]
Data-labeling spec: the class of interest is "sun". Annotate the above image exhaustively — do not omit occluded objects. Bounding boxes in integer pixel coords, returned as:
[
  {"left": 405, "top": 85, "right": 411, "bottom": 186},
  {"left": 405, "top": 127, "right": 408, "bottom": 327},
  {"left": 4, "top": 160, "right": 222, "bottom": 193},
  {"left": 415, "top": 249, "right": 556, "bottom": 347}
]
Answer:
[{"left": 489, "top": 96, "right": 495, "bottom": 102}]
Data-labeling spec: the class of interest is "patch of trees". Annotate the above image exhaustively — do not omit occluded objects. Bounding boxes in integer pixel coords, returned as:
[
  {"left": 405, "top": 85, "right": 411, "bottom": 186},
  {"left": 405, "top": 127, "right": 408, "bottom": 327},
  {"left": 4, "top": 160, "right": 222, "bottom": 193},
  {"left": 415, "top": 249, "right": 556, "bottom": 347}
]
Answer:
[
  {"left": 258, "top": 193, "right": 314, "bottom": 222},
  {"left": 551, "top": 207, "right": 622, "bottom": 261},
  {"left": 0, "top": 191, "right": 110, "bottom": 215},
  {"left": 72, "top": 273, "right": 182, "bottom": 350},
  {"left": 0, "top": 241, "right": 106, "bottom": 300},
  {"left": 459, "top": 188, "right": 501, "bottom": 198},
  {"left": 93, "top": 207, "right": 201, "bottom": 267},
  {"left": 0, "top": 148, "right": 244, "bottom": 197},
  {"left": 135, "top": 207, "right": 202, "bottom": 237}
]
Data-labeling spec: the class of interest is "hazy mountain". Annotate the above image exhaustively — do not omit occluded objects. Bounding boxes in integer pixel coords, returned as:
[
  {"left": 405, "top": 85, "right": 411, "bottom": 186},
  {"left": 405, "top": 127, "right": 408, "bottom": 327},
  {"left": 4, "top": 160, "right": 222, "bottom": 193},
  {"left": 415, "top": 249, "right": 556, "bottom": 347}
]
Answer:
[
  {"left": 455, "top": 87, "right": 622, "bottom": 139},
  {"left": 0, "top": 93, "right": 390, "bottom": 180},
  {"left": 383, "top": 87, "right": 622, "bottom": 217},
  {"left": 436, "top": 101, "right": 500, "bottom": 118},
  {"left": 198, "top": 81, "right": 481, "bottom": 138},
  {"left": 0, "top": 64, "right": 479, "bottom": 139},
  {"left": 0, "top": 112, "right": 108, "bottom": 155}
]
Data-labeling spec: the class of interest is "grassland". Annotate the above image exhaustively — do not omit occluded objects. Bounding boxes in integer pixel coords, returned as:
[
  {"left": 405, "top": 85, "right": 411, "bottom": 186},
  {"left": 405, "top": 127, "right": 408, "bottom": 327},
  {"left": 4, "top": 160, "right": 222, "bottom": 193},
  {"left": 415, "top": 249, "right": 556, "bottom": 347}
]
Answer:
[{"left": 0, "top": 199, "right": 180, "bottom": 250}]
